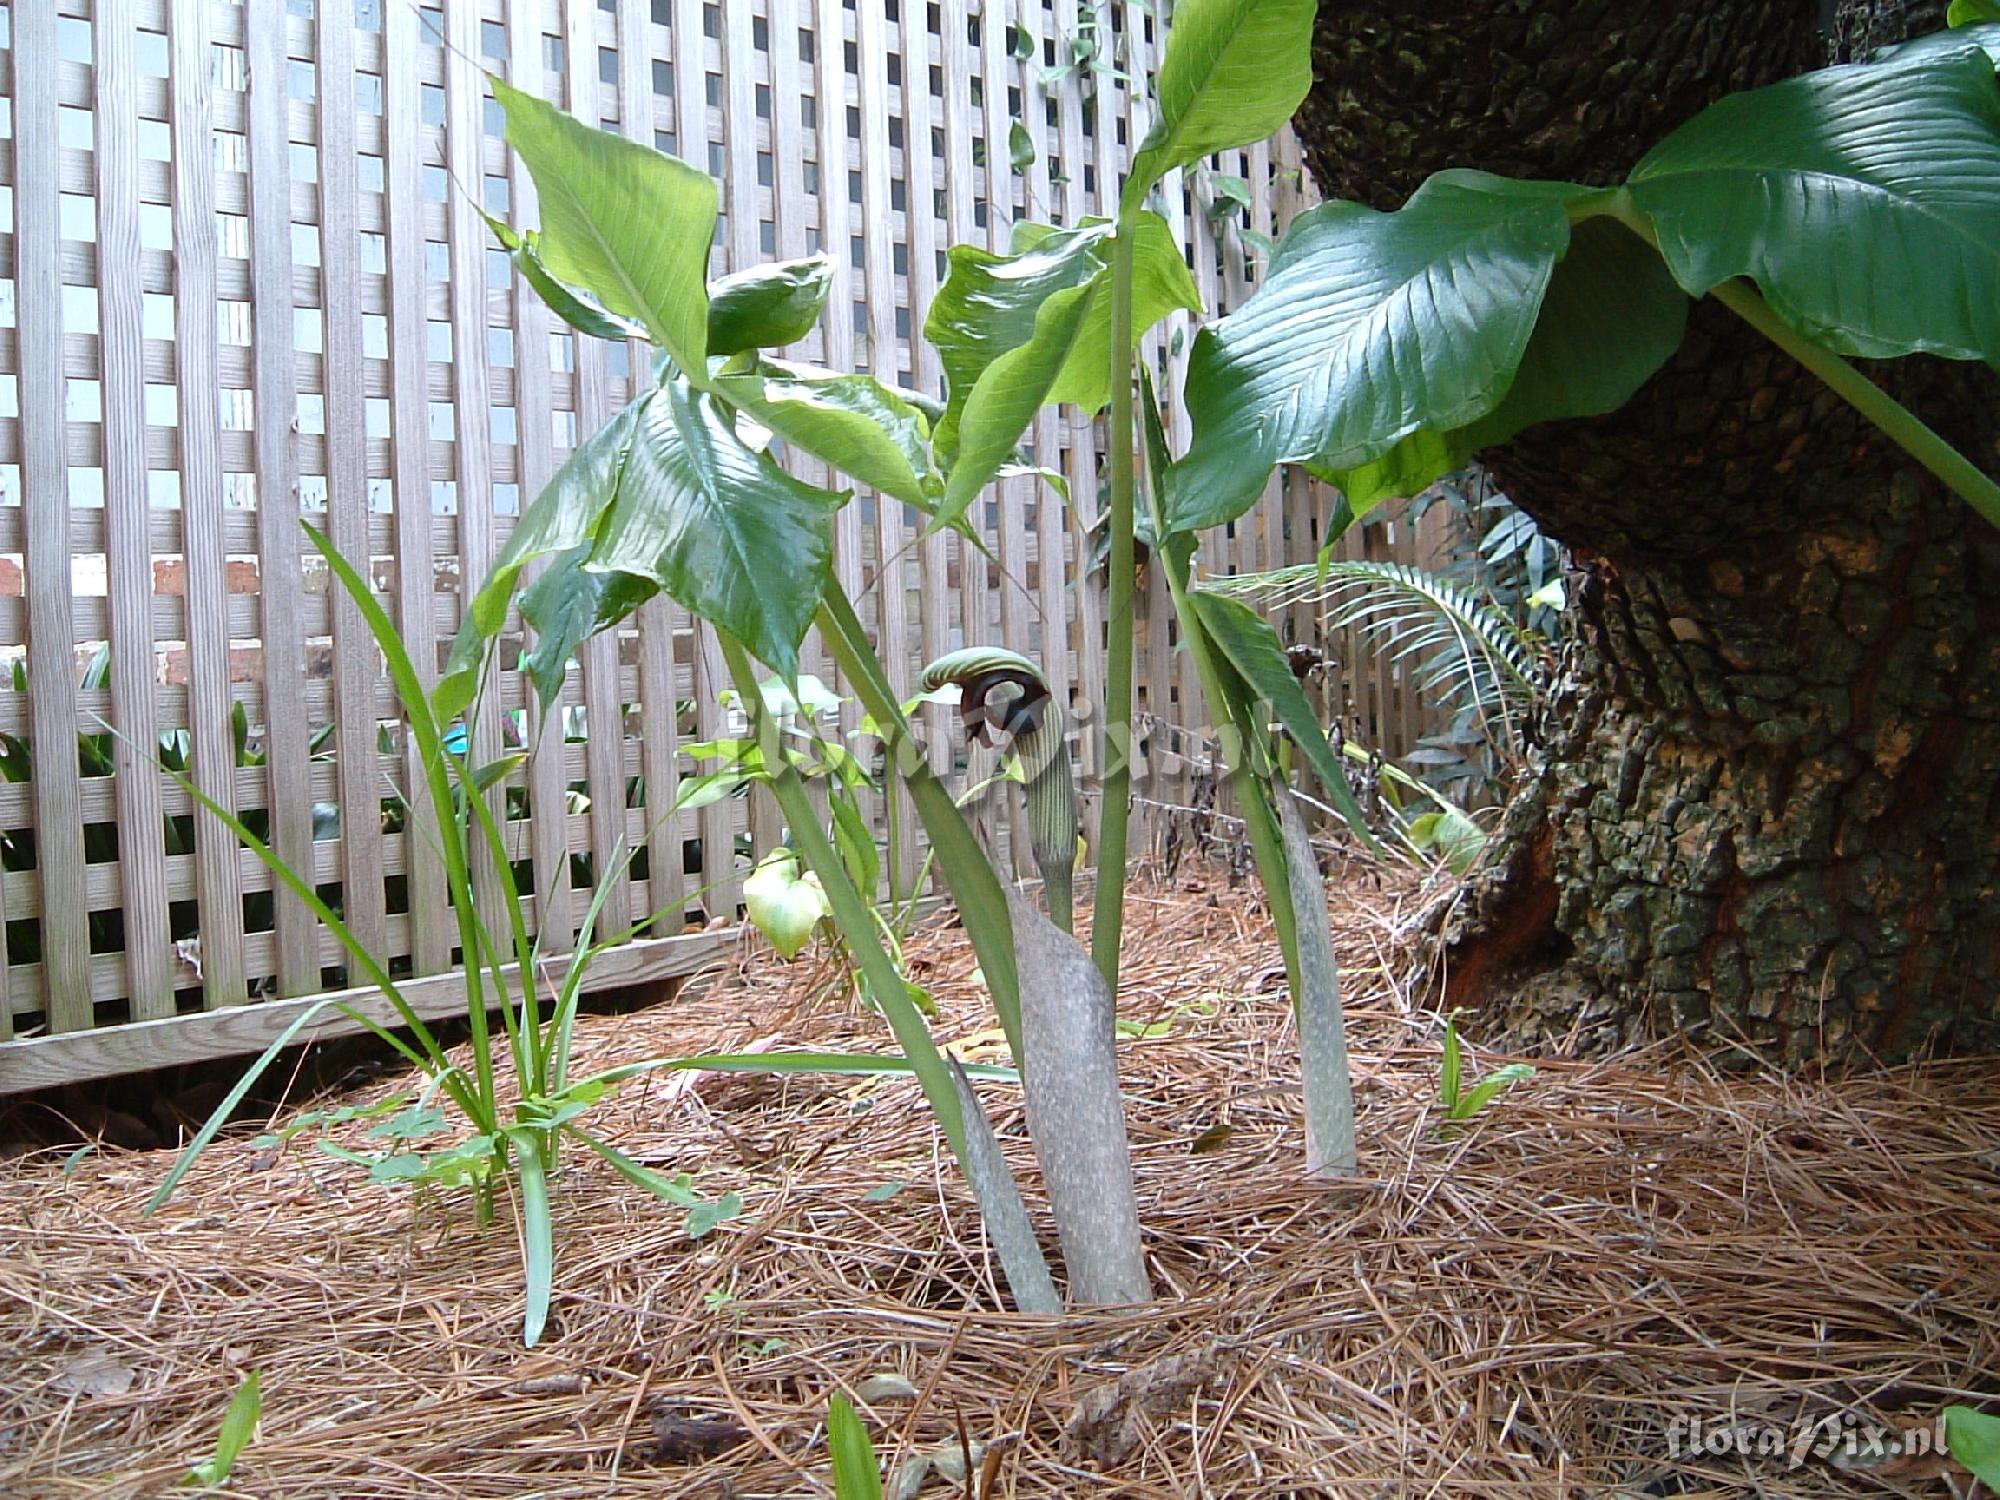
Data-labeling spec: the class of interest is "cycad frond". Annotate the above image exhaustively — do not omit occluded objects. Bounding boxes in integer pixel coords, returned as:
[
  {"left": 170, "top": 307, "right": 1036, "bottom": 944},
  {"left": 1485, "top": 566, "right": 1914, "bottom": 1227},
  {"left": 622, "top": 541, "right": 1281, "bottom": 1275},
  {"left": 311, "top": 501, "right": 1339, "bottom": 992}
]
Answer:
[{"left": 1201, "top": 560, "right": 1548, "bottom": 755}]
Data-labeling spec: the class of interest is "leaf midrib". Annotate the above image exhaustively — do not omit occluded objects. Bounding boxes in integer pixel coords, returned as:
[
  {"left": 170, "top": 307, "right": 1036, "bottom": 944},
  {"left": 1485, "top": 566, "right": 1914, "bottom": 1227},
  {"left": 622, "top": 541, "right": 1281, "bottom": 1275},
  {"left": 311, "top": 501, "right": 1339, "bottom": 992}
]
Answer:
[{"left": 542, "top": 152, "right": 700, "bottom": 368}]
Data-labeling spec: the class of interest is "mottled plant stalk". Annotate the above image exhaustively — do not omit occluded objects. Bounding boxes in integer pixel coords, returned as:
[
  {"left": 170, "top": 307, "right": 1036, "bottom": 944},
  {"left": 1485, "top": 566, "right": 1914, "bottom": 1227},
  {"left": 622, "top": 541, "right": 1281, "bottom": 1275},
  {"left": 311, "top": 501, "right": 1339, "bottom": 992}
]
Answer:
[
  {"left": 1272, "top": 771, "right": 1357, "bottom": 1176},
  {"left": 924, "top": 646, "right": 1149, "bottom": 1307},
  {"left": 1008, "top": 885, "right": 1151, "bottom": 1305},
  {"left": 1091, "top": 225, "right": 1139, "bottom": 989}
]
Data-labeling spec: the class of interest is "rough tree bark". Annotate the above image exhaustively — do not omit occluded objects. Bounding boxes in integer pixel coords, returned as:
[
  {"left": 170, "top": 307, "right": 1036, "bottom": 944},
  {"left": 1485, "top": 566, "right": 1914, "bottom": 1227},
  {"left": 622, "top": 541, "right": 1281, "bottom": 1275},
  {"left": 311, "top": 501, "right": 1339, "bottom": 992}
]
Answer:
[{"left": 1292, "top": 1, "right": 2000, "bottom": 1064}]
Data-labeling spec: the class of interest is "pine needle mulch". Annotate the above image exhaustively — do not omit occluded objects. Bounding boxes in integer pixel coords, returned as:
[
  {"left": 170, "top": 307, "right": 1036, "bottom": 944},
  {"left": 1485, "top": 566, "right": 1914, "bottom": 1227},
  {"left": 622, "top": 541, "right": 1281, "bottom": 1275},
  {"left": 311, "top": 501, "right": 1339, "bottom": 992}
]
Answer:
[{"left": 2, "top": 871, "right": 1996, "bottom": 1499}]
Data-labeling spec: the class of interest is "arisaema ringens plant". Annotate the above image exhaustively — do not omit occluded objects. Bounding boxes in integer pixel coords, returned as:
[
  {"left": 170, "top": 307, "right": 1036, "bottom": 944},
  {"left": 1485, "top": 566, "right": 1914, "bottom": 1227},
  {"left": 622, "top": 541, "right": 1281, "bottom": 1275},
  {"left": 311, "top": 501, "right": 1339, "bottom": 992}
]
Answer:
[{"left": 449, "top": 0, "right": 1413, "bottom": 1313}]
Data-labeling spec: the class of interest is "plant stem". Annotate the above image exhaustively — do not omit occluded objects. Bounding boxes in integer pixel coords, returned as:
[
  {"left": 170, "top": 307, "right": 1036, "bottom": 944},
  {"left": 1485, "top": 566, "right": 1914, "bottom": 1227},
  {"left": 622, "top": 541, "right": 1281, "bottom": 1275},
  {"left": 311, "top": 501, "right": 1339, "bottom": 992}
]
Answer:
[
  {"left": 716, "top": 626, "right": 1060, "bottom": 1312},
  {"left": 1090, "top": 224, "right": 1138, "bottom": 993},
  {"left": 713, "top": 631, "right": 968, "bottom": 1156},
  {"left": 1708, "top": 278, "right": 2000, "bottom": 530},
  {"left": 1157, "top": 548, "right": 1301, "bottom": 983},
  {"left": 815, "top": 585, "right": 1024, "bottom": 1061},
  {"left": 1583, "top": 193, "right": 2000, "bottom": 529}
]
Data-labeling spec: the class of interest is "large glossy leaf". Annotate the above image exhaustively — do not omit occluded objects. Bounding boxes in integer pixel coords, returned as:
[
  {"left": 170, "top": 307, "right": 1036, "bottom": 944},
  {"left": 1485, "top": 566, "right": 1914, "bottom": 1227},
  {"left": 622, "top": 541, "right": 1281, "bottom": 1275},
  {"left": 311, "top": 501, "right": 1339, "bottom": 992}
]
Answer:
[
  {"left": 491, "top": 76, "right": 716, "bottom": 376},
  {"left": 1320, "top": 217, "right": 1690, "bottom": 507},
  {"left": 1045, "top": 214, "right": 1202, "bottom": 414},
  {"left": 707, "top": 255, "right": 834, "bottom": 357},
  {"left": 516, "top": 547, "right": 659, "bottom": 708},
  {"left": 583, "top": 381, "right": 847, "bottom": 678},
  {"left": 1188, "top": 590, "right": 1380, "bottom": 853},
  {"left": 1874, "top": 19, "right": 2000, "bottom": 66},
  {"left": 940, "top": 277, "right": 1101, "bottom": 525},
  {"left": 713, "top": 359, "right": 940, "bottom": 507},
  {"left": 926, "top": 222, "right": 1110, "bottom": 463},
  {"left": 926, "top": 216, "right": 1196, "bottom": 456},
  {"left": 925, "top": 215, "right": 1196, "bottom": 523},
  {"left": 483, "top": 212, "right": 644, "bottom": 342},
  {"left": 1173, "top": 172, "right": 1581, "bottom": 534},
  {"left": 460, "top": 395, "right": 647, "bottom": 656},
  {"left": 1628, "top": 52, "right": 2000, "bottom": 364},
  {"left": 1123, "top": 0, "right": 1317, "bottom": 215}
]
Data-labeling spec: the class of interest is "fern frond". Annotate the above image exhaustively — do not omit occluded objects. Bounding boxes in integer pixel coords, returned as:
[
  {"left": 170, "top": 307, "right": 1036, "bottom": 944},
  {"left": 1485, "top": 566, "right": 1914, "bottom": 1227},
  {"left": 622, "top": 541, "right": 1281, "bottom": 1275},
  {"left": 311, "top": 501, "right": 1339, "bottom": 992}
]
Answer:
[{"left": 1201, "top": 560, "right": 1547, "bottom": 755}]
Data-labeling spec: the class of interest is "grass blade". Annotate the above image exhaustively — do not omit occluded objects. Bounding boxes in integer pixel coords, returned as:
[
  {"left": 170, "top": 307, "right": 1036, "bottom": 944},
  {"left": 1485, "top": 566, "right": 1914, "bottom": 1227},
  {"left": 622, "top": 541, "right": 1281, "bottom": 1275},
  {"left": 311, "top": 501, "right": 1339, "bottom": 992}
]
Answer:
[
  {"left": 827, "top": 1394, "right": 883, "bottom": 1500},
  {"left": 565, "top": 1128, "right": 701, "bottom": 1205},
  {"left": 145, "top": 1000, "right": 464, "bottom": 1224},
  {"left": 183, "top": 1369, "right": 260, "bottom": 1488},
  {"left": 571, "top": 1049, "right": 1018, "bottom": 1093},
  {"left": 302, "top": 522, "right": 499, "bottom": 1115},
  {"left": 1441, "top": 1013, "right": 1464, "bottom": 1116}
]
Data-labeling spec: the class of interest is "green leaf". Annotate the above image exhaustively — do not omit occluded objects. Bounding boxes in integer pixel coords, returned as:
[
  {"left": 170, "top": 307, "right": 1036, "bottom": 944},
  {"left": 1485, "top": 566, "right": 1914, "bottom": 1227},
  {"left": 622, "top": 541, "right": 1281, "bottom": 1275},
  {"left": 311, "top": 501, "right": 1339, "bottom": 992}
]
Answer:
[
  {"left": 1320, "top": 216, "right": 1689, "bottom": 508},
  {"left": 576, "top": 1049, "right": 1016, "bottom": 1092},
  {"left": 501, "top": 1128, "right": 555, "bottom": 1347},
  {"left": 183, "top": 1370, "right": 260, "bottom": 1488},
  {"left": 707, "top": 255, "right": 835, "bottom": 357},
  {"left": 590, "top": 383, "right": 845, "bottom": 677},
  {"left": 942, "top": 277, "right": 1101, "bottom": 525},
  {"left": 1009, "top": 120, "right": 1036, "bottom": 172},
  {"left": 831, "top": 793, "right": 880, "bottom": 904},
  {"left": 927, "top": 218, "right": 1197, "bottom": 466},
  {"left": 684, "top": 1192, "right": 743, "bottom": 1239},
  {"left": 1123, "top": 0, "right": 1316, "bottom": 215},
  {"left": 926, "top": 218, "right": 1196, "bottom": 526},
  {"left": 861, "top": 1181, "right": 906, "bottom": 1202},
  {"left": 516, "top": 545, "right": 660, "bottom": 709},
  {"left": 470, "top": 753, "right": 528, "bottom": 795},
  {"left": 502, "top": 381, "right": 844, "bottom": 681},
  {"left": 483, "top": 211, "right": 645, "bottom": 343},
  {"left": 713, "top": 359, "right": 940, "bottom": 507},
  {"left": 1946, "top": 1405, "right": 2000, "bottom": 1486},
  {"left": 367, "top": 1152, "right": 427, "bottom": 1183},
  {"left": 743, "top": 849, "right": 831, "bottom": 960},
  {"left": 1044, "top": 215, "right": 1202, "bottom": 414},
  {"left": 1406, "top": 805, "right": 1488, "bottom": 876},
  {"left": 827, "top": 1394, "right": 883, "bottom": 1500},
  {"left": 1440, "top": 1013, "right": 1463, "bottom": 1114},
  {"left": 1627, "top": 52, "right": 2000, "bottom": 365},
  {"left": 1951, "top": 0, "right": 2000, "bottom": 24},
  {"left": 490, "top": 75, "right": 716, "bottom": 376},
  {"left": 1873, "top": 19, "right": 2000, "bottom": 66},
  {"left": 365, "top": 1105, "right": 450, "bottom": 1141},
  {"left": 567, "top": 1129, "right": 701, "bottom": 1205},
  {"left": 927, "top": 222, "right": 1108, "bottom": 463},
  {"left": 1174, "top": 172, "right": 1580, "bottom": 534},
  {"left": 1187, "top": 590, "right": 1381, "bottom": 852},
  {"left": 816, "top": 582, "right": 1024, "bottom": 1062},
  {"left": 1205, "top": 173, "right": 1252, "bottom": 219},
  {"left": 429, "top": 662, "right": 478, "bottom": 726},
  {"left": 416, "top": 1135, "right": 498, "bottom": 1186},
  {"left": 458, "top": 393, "right": 649, "bottom": 668},
  {"left": 1452, "top": 1063, "right": 1534, "bottom": 1121}
]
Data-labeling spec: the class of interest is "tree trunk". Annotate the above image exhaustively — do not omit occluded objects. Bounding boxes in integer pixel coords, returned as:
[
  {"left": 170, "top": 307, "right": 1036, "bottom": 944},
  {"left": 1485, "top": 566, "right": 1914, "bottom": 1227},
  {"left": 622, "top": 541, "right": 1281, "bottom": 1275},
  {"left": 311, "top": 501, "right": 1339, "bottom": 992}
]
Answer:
[{"left": 1293, "top": 0, "right": 2000, "bottom": 1063}]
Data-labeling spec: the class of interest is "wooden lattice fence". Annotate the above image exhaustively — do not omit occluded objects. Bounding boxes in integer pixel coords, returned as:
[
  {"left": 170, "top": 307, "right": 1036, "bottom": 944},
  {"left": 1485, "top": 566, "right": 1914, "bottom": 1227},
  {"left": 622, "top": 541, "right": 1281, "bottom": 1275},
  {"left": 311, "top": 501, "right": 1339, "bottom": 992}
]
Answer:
[{"left": 0, "top": 0, "right": 1444, "bottom": 1090}]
